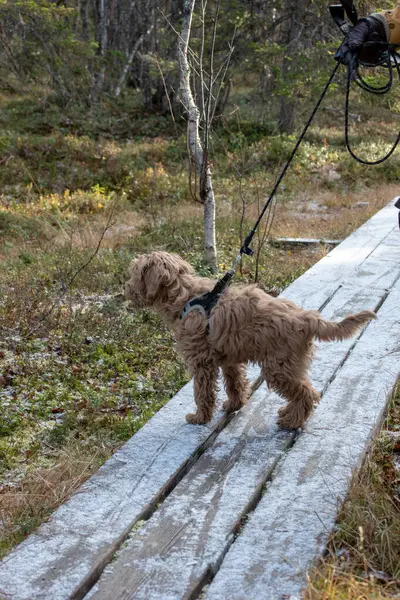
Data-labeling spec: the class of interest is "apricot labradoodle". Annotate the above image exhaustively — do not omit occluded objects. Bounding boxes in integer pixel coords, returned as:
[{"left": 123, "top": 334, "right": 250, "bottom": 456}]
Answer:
[{"left": 125, "top": 251, "right": 375, "bottom": 430}]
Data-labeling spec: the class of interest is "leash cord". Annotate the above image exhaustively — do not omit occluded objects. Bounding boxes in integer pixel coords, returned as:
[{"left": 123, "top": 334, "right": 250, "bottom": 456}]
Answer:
[
  {"left": 345, "top": 49, "right": 400, "bottom": 165},
  {"left": 239, "top": 61, "right": 341, "bottom": 259},
  {"left": 242, "top": 45, "right": 400, "bottom": 259}
]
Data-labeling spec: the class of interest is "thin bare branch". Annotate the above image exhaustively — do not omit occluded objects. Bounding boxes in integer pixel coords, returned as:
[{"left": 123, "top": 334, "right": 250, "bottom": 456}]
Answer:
[
  {"left": 210, "top": 26, "right": 236, "bottom": 124},
  {"left": 28, "top": 200, "right": 118, "bottom": 336},
  {"left": 153, "top": 54, "right": 178, "bottom": 137},
  {"left": 199, "top": 0, "right": 207, "bottom": 123}
]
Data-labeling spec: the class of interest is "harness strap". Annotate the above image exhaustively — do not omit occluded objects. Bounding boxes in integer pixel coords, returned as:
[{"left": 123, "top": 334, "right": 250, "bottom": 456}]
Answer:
[
  {"left": 180, "top": 269, "right": 235, "bottom": 321},
  {"left": 179, "top": 292, "right": 218, "bottom": 322}
]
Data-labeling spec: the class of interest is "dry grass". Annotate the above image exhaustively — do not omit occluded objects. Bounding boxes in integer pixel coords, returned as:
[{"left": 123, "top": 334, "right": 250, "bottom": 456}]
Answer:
[
  {"left": 269, "top": 183, "right": 399, "bottom": 240},
  {"left": 306, "top": 383, "right": 400, "bottom": 600},
  {"left": 306, "top": 571, "right": 399, "bottom": 600},
  {"left": 0, "top": 440, "right": 112, "bottom": 556},
  {"left": 52, "top": 209, "right": 146, "bottom": 250}
]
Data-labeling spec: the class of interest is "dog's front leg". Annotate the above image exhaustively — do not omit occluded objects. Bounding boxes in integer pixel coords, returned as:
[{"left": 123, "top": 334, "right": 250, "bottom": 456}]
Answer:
[
  {"left": 186, "top": 362, "right": 219, "bottom": 425},
  {"left": 222, "top": 364, "right": 249, "bottom": 414}
]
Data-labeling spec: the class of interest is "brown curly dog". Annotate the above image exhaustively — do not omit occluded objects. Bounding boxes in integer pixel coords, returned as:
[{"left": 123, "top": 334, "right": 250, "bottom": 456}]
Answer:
[{"left": 124, "top": 251, "right": 376, "bottom": 430}]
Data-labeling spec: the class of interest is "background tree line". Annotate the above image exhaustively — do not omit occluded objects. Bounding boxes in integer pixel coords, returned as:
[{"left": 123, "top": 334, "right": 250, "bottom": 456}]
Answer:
[{"left": 0, "top": 0, "right": 359, "bottom": 133}]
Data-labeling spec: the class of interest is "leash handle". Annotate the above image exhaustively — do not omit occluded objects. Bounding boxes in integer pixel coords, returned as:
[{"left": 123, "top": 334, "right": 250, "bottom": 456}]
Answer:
[
  {"left": 240, "top": 229, "right": 256, "bottom": 256},
  {"left": 339, "top": 0, "right": 358, "bottom": 25}
]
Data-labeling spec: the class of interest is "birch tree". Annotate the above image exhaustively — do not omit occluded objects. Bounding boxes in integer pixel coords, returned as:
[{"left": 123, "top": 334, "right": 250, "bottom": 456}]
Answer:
[{"left": 178, "top": 0, "right": 219, "bottom": 271}]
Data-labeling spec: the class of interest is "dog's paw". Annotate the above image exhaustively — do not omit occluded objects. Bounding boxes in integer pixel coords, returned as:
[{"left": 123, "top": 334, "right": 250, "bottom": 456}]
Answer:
[
  {"left": 313, "top": 391, "right": 321, "bottom": 405},
  {"left": 185, "top": 412, "right": 209, "bottom": 425},
  {"left": 277, "top": 406, "right": 305, "bottom": 430},
  {"left": 277, "top": 416, "right": 302, "bottom": 430},
  {"left": 222, "top": 399, "right": 243, "bottom": 414}
]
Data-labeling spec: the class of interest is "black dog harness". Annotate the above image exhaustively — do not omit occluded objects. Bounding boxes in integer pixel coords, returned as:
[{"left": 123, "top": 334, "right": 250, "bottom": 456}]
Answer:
[{"left": 180, "top": 268, "right": 235, "bottom": 321}]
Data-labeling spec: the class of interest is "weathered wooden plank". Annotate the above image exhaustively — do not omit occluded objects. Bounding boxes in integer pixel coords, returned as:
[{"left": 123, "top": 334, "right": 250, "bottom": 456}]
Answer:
[
  {"left": 307, "top": 286, "right": 389, "bottom": 392},
  {"left": 272, "top": 237, "right": 342, "bottom": 246},
  {"left": 376, "top": 226, "right": 400, "bottom": 249},
  {"left": 83, "top": 284, "right": 386, "bottom": 600},
  {"left": 341, "top": 251, "right": 400, "bottom": 291},
  {"left": 205, "top": 276, "right": 400, "bottom": 600},
  {"left": 85, "top": 389, "right": 292, "bottom": 600}
]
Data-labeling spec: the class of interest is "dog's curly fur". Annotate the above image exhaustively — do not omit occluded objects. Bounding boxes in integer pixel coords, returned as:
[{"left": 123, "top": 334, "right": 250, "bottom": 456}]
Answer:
[{"left": 125, "top": 251, "right": 376, "bottom": 429}]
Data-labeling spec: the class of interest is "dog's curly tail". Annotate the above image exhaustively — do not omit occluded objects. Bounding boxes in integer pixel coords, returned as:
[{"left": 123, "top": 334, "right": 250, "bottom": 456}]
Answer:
[{"left": 313, "top": 310, "right": 376, "bottom": 342}]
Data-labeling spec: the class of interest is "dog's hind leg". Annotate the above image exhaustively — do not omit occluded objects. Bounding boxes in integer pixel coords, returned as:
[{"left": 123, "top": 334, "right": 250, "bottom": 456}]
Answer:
[
  {"left": 275, "top": 378, "right": 319, "bottom": 430},
  {"left": 262, "top": 358, "right": 319, "bottom": 430},
  {"left": 222, "top": 364, "right": 249, "bottom": 414},
  {"left": 186, "top": 362, "right": 219, "bottom": 425}
]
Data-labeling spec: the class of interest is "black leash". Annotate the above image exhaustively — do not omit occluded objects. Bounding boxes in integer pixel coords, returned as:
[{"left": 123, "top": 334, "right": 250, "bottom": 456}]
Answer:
[
  {"left": 345, "top": 50, "right": 400, "bottom": 165},
  {"left": 239, "top": 62, "right": 341, "bottom": 259},
  {"left": 180, "top": 40, "right": 400, "bottom": 322}
]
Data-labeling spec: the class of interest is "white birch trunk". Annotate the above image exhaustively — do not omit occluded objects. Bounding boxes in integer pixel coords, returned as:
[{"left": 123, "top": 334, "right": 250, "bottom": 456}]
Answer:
[{"left": 178, "top": 0, "right": 217, "bottom": 272}]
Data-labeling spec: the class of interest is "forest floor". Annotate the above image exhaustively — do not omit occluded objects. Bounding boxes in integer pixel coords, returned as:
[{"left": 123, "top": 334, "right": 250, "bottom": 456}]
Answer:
[{"left": 0, "top": 89, "right": 399, "bottom": 597}]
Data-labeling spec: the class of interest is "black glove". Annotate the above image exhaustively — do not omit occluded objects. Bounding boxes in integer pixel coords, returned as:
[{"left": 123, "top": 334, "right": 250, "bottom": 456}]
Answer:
[{"left": 335, "top": 16, "right": 387, "bottom": 65}]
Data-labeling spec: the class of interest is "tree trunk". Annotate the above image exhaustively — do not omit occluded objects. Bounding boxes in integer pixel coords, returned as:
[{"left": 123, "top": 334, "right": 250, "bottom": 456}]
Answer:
[
  {"left": 80, "top": 0, "right": 91, "bottom": 42},
  {"left": 115, "top": 32, "right": 144, "bottom": 97},
  {"left": 278, "top": 2, "right": 302, "bottom": 134},
  {"left": 279, "top": 77, "right": 295, "bottom": 134},
  {"left": 93, "top": 0, "right": 109, "bottom": 100},
  {"left": 178, "top": 0, "right": 217, "bottom": 272}
]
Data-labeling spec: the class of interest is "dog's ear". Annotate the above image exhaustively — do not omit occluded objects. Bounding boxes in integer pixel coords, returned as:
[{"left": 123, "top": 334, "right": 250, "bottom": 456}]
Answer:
[{"left": 143, "top": 252, "right": 183, "bottom": 301}]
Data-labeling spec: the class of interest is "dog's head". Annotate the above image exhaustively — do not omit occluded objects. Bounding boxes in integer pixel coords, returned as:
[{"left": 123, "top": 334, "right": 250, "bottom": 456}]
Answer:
[{"left": 124, "top": 251, "right": 195, "bottom": 308}]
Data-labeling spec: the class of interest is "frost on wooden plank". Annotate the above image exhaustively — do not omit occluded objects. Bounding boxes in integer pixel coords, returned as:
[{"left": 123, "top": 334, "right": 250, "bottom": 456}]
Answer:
[
  {"left": 0, "top": 380, "right": 229, "bottom": 600},
  {"left": 284, "top": 199, "right": 397, "bottom": 309},
  {"left": 86, "top": 389, "right": 291, "bottom": 600}
]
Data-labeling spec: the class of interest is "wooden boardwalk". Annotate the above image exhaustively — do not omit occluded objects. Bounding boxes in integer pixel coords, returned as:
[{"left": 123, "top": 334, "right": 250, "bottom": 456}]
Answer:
[{"left": 0, "top": 199, "right": 399, "bottom": 600}]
